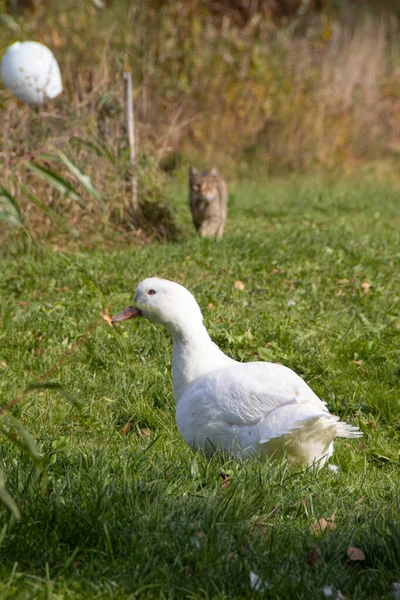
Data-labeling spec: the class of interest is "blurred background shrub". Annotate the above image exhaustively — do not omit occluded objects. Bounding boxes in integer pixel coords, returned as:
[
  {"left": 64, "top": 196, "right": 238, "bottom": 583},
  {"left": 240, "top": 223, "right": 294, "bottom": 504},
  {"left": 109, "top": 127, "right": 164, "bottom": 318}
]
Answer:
[{"left": 1, "top": 0, "right": 399, "bottom": 243}]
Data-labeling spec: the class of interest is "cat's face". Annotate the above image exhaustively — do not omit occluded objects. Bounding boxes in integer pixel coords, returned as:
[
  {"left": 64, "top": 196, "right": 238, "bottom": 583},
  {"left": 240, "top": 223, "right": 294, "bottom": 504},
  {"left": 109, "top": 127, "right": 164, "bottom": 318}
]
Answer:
[{"left": 189, "top": 167, "right": 218, "bottom": 201}]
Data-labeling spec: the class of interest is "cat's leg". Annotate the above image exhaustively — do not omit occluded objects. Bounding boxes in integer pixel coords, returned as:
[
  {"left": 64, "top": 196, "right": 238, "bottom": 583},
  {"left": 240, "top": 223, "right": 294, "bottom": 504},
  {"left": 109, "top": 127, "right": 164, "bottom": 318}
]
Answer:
[
  {"left": 200, "top": 219, "right": 219, "bottom": 238},
  {"left": 216, "top": 197, "right": 227, "bottom": 239}
]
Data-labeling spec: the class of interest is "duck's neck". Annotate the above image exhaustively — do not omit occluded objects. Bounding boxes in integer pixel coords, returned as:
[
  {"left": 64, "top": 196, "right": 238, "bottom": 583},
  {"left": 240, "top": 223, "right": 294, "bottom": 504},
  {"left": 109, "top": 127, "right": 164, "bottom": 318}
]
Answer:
[{"left": 168, "top": 320, "right": 233, "bottom": 403}]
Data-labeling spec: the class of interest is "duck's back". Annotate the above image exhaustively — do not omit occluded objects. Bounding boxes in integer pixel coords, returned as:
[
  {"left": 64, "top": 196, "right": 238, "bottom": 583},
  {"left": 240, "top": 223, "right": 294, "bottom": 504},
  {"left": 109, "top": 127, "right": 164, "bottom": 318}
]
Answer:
[{"left": 175, "top": 361, "right": 331, "bottom": 457}]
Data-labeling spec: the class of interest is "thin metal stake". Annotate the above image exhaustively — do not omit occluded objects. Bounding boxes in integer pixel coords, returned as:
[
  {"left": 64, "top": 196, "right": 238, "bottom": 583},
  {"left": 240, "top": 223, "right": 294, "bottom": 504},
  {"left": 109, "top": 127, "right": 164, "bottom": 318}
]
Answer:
[{"left": 123, "top": 72, "right": 138, "bottom": 214}]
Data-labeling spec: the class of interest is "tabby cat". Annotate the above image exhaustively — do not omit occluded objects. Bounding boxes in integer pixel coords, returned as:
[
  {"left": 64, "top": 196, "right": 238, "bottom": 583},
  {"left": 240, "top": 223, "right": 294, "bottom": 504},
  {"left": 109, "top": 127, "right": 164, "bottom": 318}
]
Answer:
[{"left": 189, "top": 166, "right": 228, "bottom": 238}]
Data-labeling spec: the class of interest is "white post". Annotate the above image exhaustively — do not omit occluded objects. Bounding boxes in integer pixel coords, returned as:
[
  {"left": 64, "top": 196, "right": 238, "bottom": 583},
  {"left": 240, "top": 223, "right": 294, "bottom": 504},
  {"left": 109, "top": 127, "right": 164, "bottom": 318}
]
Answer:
[{"left": 123, "top": 72, "right": 138, "bottom": 214}]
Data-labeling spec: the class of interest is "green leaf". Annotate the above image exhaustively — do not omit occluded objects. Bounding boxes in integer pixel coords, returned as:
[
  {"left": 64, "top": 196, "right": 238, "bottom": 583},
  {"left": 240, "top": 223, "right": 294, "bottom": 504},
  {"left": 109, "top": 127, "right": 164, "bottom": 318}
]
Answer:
[
  {"left": 0, "top": 13, "right": 20, "bottom": 31},
  {"left": 0, "top": 185, "right": 23, "bottom": 226},
  {"left": 16, "top": 181, "right": 79, "bottom": 237},
  {"left": 0, "top": 468, "right": 21, "bottom": 521},
  {"left": 55, "top": 150, "right": 106, "bottom": 209},
  {"left": 257, "top": 346, "right": 276, "bottom": 361},
  {"left": 25, "top": 162, "right": 85, "bottom": 208}
]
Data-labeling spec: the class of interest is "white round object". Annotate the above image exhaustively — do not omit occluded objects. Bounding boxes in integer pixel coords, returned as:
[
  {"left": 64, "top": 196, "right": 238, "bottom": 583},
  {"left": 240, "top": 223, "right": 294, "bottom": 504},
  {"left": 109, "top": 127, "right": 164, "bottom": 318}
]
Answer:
[{"left": 1, "top": 41, "right": 62, "bottom": 105}]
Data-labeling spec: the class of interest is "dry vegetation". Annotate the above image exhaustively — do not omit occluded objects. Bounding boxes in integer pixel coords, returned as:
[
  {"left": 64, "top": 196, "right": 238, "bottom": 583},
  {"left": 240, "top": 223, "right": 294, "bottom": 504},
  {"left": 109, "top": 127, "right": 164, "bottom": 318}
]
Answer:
[{"left": 1, "top": 0, "right": 400, "bottom": 243}]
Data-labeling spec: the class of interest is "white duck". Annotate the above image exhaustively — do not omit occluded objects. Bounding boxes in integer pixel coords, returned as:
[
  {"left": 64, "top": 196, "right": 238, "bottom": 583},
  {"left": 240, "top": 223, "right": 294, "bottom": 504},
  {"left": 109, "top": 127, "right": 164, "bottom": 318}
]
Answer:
[{"left": 112, "top": 278, "right": 362, "bottom": 466}]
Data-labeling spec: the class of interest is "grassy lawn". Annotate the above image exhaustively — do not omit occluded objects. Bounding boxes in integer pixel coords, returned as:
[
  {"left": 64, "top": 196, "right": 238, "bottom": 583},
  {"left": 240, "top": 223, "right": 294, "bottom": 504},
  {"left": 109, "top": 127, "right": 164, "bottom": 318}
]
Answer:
[{"left": 0, "top": 175, "right": 399, "bottom": 599}]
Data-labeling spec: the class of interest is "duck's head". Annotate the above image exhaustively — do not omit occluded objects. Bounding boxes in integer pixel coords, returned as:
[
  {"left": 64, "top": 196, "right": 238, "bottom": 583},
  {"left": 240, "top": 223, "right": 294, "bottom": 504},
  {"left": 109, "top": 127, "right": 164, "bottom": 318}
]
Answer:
[{"left": 111, "top": 277, "right": 203, "bottom": 332}]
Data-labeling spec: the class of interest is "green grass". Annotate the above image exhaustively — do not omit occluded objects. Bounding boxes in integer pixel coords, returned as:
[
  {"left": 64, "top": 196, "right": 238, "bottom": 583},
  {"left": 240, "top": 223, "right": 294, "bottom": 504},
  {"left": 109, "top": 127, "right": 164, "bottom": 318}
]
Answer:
[{"left": 0, "top": 175, "right": 399, "bottom": 599}]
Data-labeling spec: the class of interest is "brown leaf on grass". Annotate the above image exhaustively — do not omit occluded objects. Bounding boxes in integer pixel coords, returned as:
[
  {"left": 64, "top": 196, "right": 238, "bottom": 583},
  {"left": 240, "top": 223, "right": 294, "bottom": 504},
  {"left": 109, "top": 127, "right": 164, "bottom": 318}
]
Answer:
[
  {"left": 336, "top": 289, "right": 344, "bottom": 296},
  {"left": 310, "top": 517, "right": 336, "bottom": 534},
  {"left": 234, "top": 280, "right": 245, "bottom": 291},
  {"left": 122, "top": 422, "right": 133, "bottom": 435},
  {"left": 139, "top": 428, "right": 150, "bottom": 437},
  {"left": 284, "top": 278, "right": 295, "bottom": 289},
  {"left": 208, "top": 303, "right": 216, "bottom": 310},
  {"left": 100, "top": 311, "right": 113, "bottom": 326},
  {"left": 0, "top": 362, "right": 7, "bottom": 368},
  {"left": 361, "top": 282, "right": 371, "bottom": 294},
  {"left": 346, "top": 546, "right": 365, "bottom": 561},
  {"left": 354, "top": 360, "right": 368, "bottom": 374},
  {"left": 306, "top": 547, "right": 322, "bottom": 567}
]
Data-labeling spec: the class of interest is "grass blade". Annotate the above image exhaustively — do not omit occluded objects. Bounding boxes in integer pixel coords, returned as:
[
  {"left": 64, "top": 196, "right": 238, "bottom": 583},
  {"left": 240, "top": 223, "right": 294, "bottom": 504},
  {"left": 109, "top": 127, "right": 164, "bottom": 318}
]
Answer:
[
  {"left": 25, "top": 162, "right": 85, "bottom": 208},
  {"left": 25, "top": 382, "right": 81, "bottom": 408},
  {"left": 0, "top": 468, "right": 21, "bottom": 521},
  {"left": 70, "top": 136, "right": 117, "bottom": 164},
  {"left": 7, "top": 416, "right": 42, "bottom": 464}
]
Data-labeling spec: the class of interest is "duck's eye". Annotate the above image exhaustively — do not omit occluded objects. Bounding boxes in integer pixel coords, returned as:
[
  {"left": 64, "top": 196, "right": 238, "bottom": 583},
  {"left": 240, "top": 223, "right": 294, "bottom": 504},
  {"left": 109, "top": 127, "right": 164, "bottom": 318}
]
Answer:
[{"left": 148, "top": 289, "right": 156, "bottom": 295}]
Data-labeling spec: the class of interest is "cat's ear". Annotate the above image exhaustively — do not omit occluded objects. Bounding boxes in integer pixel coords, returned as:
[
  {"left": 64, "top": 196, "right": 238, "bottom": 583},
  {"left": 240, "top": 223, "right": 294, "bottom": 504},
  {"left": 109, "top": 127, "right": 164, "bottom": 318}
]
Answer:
[
  {"left": 210, "top": 167, "right": 219, "bottom": 176},
  {"left": 189, "top": 166, "right": 200, "bottom": 178}
]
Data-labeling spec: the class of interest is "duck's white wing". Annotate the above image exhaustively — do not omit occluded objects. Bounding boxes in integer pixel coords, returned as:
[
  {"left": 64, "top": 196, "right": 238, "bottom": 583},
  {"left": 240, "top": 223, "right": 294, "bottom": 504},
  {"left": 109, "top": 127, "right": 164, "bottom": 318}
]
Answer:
[
  {"left": 178, "top": 361, "right": 328, "bottom": 427},
  {"left": 176, "top": 361, "right": 361, "bottom": 460}
]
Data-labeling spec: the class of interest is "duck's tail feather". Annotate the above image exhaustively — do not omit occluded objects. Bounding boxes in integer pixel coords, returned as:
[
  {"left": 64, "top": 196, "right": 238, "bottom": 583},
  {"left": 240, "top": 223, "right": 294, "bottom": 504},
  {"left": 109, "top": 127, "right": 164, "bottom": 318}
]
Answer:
[{"left": 334, "top": 419, "right": 363, "bottom": 438}]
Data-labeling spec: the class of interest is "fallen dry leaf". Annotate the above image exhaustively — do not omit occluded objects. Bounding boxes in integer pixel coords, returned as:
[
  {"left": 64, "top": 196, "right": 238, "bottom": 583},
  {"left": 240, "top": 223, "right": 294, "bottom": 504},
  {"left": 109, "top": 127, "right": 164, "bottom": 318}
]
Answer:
[
  {"left": 100, "top": 311, "right": 113, "bottom": 326},
  {"left": 0, "top": 361, "right": 7, "bottom": 368},
  {"left": 361, "top": 282, "right": 371, "bottom": 294},
  {"left": 234, "top": 280, "right": 245, "bottom": 291},
  {"left": 346, "top": 546, "right": 365, "bottom": 561},
  {"left": 310, "top": 517, "right": 336, "bottom": 534},
  {"left": 284, "top": 278, "right": 295, "bottom": 289},
  {"left": 336, "top": 289, "right": 344, "bottom": 296},
  {"left": 354, "top": 360, "right": 368, "bottom": 374},
  {"left": 139, "top": 428, "right": 150, "bottom": 437},
  {"left": 306, "top": 547, "right": 322, "bottom": 567},
  {"left": 208, "top": 303, "right": 216, "bottom": 310},
  {"left": 122, "top": 422, "right": 133, "bottom": 435}
]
